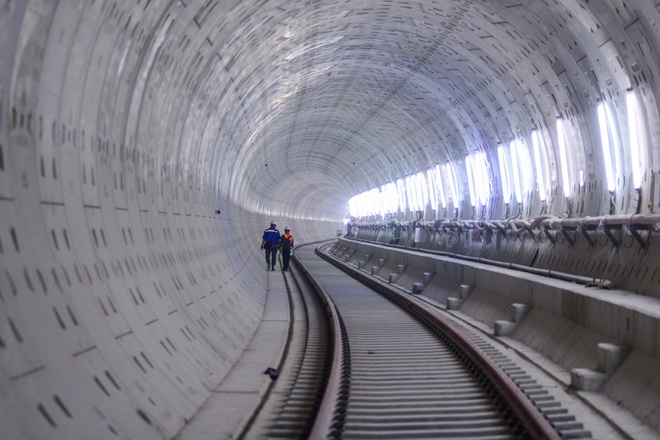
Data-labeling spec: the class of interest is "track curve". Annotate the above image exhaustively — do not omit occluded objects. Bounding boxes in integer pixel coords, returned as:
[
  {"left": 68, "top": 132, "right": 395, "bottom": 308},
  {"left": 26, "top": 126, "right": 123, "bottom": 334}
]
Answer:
[{"left": 293, "top": 243, "right": 563, "bottom": 439}]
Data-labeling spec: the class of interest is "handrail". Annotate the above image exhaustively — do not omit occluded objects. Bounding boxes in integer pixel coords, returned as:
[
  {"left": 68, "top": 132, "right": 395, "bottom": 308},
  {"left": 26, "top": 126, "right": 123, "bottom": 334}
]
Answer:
[
  {"left": 342, "top": 212, "right": 660, "bottom": 286},
  {"left": 351, "top": 213, "right": 660, "bottom": 233}
]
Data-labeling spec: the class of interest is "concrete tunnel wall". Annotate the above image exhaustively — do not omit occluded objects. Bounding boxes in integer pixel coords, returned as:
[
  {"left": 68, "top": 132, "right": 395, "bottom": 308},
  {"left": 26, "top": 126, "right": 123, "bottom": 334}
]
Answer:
[
  {"left": 0, "top": 197, "right": 334, "bottom": 439},
  {"left": 0, "top": 2, "right": 339, "bottom": 438},
  {"left": 3, "top": 0, "right": 660, "bottom": 439}
]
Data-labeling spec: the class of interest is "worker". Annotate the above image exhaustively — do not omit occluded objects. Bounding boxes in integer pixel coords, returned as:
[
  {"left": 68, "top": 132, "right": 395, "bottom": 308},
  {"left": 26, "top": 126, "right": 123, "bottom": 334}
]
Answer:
[
  {"left": 279, "top": 227, "right": 294, "bottom": 271},
  {"left": 260, "top": 220, "right": 280, "bottom": 271}
]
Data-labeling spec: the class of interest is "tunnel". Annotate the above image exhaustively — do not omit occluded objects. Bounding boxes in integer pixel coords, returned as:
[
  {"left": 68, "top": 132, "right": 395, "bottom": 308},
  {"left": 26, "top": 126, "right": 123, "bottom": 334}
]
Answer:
[{"left": 2, "top": 0, "right": 660, "bottom": 438}]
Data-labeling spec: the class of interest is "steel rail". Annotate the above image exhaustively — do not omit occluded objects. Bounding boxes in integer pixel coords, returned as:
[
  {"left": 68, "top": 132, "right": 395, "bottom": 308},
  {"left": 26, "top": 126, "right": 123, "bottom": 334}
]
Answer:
[
  {"left": 315, "top": 245, "right": 562, "bottom": 440},
  {"left": 293, "top": 252, "right": 349, "bottom": 439}
]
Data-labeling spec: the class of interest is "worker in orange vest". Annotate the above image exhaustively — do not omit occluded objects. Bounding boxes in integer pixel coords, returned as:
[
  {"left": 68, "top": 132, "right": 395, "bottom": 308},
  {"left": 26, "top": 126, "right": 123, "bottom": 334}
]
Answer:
[{"left": 279, "top": 227, "right": 294, "bottom": 271}]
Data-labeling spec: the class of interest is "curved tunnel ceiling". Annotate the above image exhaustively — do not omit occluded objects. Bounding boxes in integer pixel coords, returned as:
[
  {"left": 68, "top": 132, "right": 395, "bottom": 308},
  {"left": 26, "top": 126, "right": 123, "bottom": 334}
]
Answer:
[
  {"left": 120, "top": 0, "right": 656, "bottom": 222},
  {"left": 3, "top": 1, "right": 660, "bottom": 438},
  {"left": 6, "top": 0, "right": 650, "bottom": 223}
]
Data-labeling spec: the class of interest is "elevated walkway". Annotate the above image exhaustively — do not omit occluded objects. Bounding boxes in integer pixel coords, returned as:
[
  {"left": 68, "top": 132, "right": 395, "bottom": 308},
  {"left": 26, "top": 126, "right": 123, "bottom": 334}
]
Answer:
[
  {"left": 175, "top": 269, "right": 290, "bottom": 439},
  {"left": 332, "top": 237, "right": 660, "bottom": 438}
]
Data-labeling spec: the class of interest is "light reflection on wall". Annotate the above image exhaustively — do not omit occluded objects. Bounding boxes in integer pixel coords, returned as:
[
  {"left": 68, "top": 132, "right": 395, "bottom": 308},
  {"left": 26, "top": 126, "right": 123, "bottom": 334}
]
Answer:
[
  {"left": 626, "top": 90, "right": 645, "bottom": 190},
  {"left": 556, "top": 117, "right": 573, "bottom": 198},
  {"left": 348, "top": 89, "right": 648, "bottom": 219},
  {"left": 531, "top": 130, "right": 550, "bottom": 201}
]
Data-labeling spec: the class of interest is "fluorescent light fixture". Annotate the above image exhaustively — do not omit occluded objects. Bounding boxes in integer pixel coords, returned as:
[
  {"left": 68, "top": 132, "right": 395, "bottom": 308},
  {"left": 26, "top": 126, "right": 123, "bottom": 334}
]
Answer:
[
  {"left": 410, "top": 174, "right": 421, "bottom": 211},
  {"left": 516, "top": 140, "right": 534, "bottom": 200},
  {"left": 513, "top": 139, "right": 534, "bottom": 202},
  {"left": 466, "top": 152, "right": 490, "bottom": 207},
  {"left": 626, "top": 90, "right": 644, "bottom": 189},
  {"left": 556, "top": 118, "right": 572, "bottom": 197},
  {"left": 597, "top": 102, "right": 616, "bottom": 192},
  {"left": 475, "top": 151, "right": 490, "bottom": 206},
  {"left": 427, "top": 169, "right": 438, "bottom": 209},
  {"left": 509, "top": 141, "right": 523, "bottom": 203},
  {"left": 406, "top": 172, "right": 428, "bottom": 211},
  {"left": 397, "top": 178, "right": 406, "bottom": 212},
  {"left": 349, "top": 194, "right": 359, "bottom": 217},
  {"left": 444, "top": 162, "right": 459, "bottom": 205},
  {"left": 405, "top": 175, "right": 415, "bottom": 211},
  {"left": 360, "top": 191, "right": 371, "bottom": 217},
  {"left": 383, "top": 182, "right": 398, "bottom": 213},
  {"left": 465, "top": 155, "right": 477, "bottom": 207},
  {"left": 372, "top": 187, "right": 385, "bottom": 217},
  {"left": 368, "top": 188, "right": 378, "bottom": 216},
  {"left": 433, "top": 164, "right": 447, "bottom": 208},
  {"left": 358, "top": 192, "right": 366, "bottom": 217},
  {"left": 606, "top": 102, "right": 623, "bottom": 173},
  {"left": 531, "top": 130, "right": 548, "bottom": 201},
  {"left": 405, "top": 174, "right": 426, "bottom": 212},
  {"left": 415, "top": 172, "right": 427, "bottom": 211},
  {"left": 497, "top": 144, "right": 512, "bottom": 203}
]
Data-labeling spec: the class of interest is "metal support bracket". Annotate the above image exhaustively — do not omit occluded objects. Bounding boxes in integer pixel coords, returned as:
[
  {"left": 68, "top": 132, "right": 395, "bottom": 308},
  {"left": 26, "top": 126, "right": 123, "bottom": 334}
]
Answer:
[
  {"left": 603, "top": 226, "right": 621, "bottom": 247},
  {"left": 558, "top": 227, "right": 575, "bottom": 246},
  {"left": 525, "top": 227, "right": 537, "bottom": 243},
  {"left": 542, "top": 227, "right": 555, "bottom": 244},
  {"left": 627, "top": 225, "right": 650, "bottom": 250},
  {"left": 482, "top": 228, "right": 493, "bottom": 244},
  {"left": 579, "top": 226, "right": 595, "bottom": 247}
]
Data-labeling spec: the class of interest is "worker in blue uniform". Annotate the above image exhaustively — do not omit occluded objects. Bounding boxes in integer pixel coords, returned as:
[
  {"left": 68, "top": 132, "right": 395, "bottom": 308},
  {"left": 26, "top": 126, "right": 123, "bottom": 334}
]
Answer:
[{"left": 261, "top": 221, "right": 280, "bottom": 271}]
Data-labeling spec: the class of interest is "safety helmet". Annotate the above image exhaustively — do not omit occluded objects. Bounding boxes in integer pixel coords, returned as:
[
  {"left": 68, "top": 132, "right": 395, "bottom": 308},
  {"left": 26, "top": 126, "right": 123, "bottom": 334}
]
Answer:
[
  {"left": 284, "top": 226, "right": 290, "bottom": 232},
  {"left": 271, "top": 220, "right": 277, "bottom": 226}
]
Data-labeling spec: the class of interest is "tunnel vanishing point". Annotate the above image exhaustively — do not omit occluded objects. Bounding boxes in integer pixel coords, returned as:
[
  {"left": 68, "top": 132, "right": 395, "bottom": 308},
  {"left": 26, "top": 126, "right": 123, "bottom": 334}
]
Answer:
[{"left": 3, "top": 0, "right": 660, "bottom": 438}]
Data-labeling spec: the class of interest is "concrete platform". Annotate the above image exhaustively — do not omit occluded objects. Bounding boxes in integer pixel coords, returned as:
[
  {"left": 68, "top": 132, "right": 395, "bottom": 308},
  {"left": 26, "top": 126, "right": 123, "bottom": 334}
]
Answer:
[
  {"left": 331, "top": 239, "right": 660, "bottom": 438},
  {"left": 175, "top": 270, "right": 290, "bottom": 439}
]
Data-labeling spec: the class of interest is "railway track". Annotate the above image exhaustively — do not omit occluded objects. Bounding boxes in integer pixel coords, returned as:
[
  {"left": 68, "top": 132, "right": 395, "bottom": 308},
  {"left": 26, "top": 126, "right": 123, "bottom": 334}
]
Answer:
[
  {"left": 244, "top": 249, "right": 331, "bottom": 439},
  {"left": 251, "top": 242, "right": 592, "bottom": 439}
]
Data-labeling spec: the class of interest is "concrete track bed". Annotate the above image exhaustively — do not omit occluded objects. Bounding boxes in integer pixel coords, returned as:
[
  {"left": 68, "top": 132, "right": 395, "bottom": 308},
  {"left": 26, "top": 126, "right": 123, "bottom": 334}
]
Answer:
[{"left": 330, "top": 238, "right": 660, "bottom": 436}]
